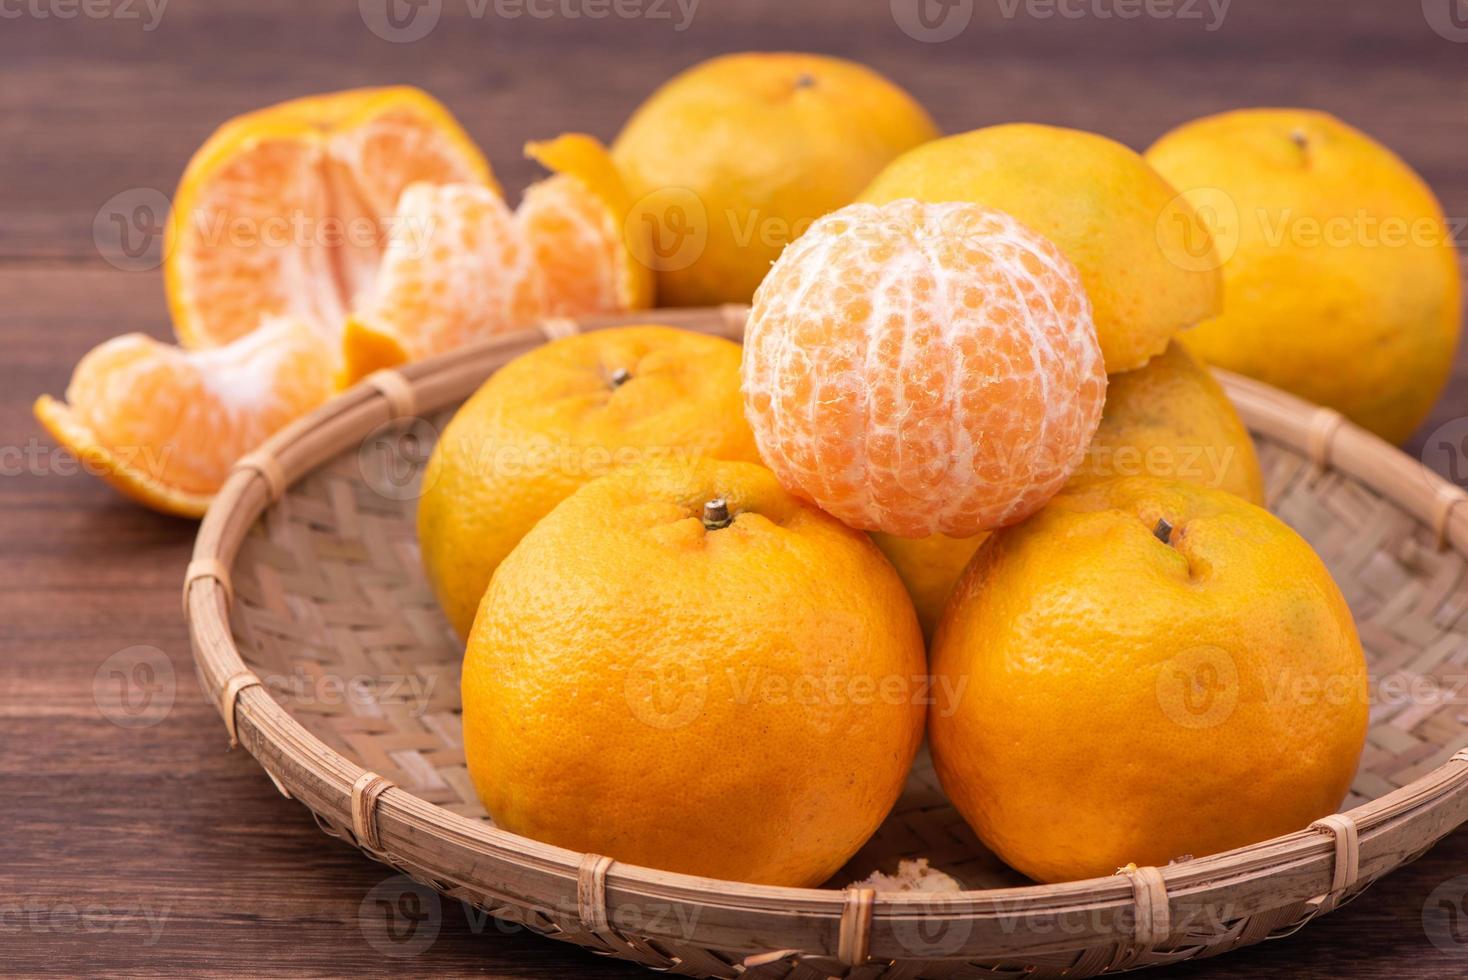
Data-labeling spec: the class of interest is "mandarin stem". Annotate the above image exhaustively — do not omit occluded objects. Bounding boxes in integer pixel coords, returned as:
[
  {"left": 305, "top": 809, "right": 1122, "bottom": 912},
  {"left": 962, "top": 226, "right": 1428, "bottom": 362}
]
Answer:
[
  {"left": 702, "top": 498, "right": 732, "bottom": 530},
  {"left": 1153, "top": 518, "right": 1174, "bottom": 545}
]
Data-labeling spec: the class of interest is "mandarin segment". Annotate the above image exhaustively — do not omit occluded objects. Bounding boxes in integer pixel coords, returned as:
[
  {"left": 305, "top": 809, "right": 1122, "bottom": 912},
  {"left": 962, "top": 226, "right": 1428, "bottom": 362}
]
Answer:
[
  {"left": 521, "top": 133, "right": 653, "bottom": 313},
  {"left": 34, "top": 317, "right": 333, "bottom": 515},
  {"left": 344, "top": 182, "right": 545, "bottom": 374},
  {"left": 743, "top": 200, "right": 1106, "bottom": 538},
  {"left": 516, "top": 174, "right": 623, "bottom": 318}
]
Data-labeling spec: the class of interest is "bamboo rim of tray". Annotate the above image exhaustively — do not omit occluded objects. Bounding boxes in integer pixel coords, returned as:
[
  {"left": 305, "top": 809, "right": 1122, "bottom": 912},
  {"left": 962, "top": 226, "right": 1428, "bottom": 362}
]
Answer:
[{"left": 185, "top": 305, "right": 1468, "bottom": 965}]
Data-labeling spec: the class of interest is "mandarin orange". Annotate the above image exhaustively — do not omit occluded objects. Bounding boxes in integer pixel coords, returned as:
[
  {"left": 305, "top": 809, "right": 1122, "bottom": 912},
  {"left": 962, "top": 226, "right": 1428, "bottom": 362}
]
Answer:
[
  {"left": 462, "top": 457, "right": 925, "bottom": 886},
  {"left": 34, "top": 317, "right": 334, "bottom": 516},
  {"left": 742, "top": 200, "right": 1106, "bottom": 538}
]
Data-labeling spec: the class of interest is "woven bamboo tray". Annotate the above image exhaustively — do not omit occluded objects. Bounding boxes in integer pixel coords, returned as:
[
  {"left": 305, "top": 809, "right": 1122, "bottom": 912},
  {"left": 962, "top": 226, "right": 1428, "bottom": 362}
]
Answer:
[{"left": 186, "top": 305, "right": 1468, "bottom": 978}]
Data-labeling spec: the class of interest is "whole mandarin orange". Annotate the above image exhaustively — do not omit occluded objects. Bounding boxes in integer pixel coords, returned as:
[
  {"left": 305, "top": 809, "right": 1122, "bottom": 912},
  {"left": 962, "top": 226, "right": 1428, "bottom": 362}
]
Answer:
[
  {"left": 462, "top": 458, "right": 926, "bottom": 887},
  {"left": 419, "top": 325, "right": 759, "bottom": 637},
  {"left": 1069, "top": 340, "right": 1265, "bottom": 504},
  {"left": 930, "top": 477, "right": 1368, "bottom": 883},
  {"left": 612, "top": 52, "right": 938, "bottom": 306},
  {"left": 860, "top": 123, "right": 1223, "bottom": 373},
  {"left": 1146, "top": 109, "right": 1462, "bottom": 443},
  {"left": 742, "top": 199, "right": 1106, "bottom": 539},
  {"left": 871, "top": 532, "right": 987, "bottom": 643}
]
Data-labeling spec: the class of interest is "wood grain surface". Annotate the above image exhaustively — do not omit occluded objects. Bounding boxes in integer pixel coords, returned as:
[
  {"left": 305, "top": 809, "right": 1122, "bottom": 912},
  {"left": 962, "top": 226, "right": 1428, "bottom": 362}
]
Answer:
[{"left": 4, "top": 1, "right": 1468, "bottom": 976}]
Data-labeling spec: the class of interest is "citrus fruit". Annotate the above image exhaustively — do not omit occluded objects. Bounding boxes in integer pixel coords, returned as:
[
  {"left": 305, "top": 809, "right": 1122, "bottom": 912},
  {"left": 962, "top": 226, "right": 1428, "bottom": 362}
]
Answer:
[
  {"left": 519, "top": 133, "right": 653, "bottom": 316},
  {"left": 166, "top": 87, "right": 493, "bottom": 349},
  {"left": 34, "top": 317, "right": 333, "bottom": 517},
  {"left": 871, "top": 531, "right": 987, "bottom": 642},
  {"left": 930, "top": 477, "right": 1368, "bottom": 883},
  {"left": 339, "top": 182, "right": 543, "bottom": 384},
  {"left": 877, "top": 343, "right": 1262, "bottom": 637},
  {"left": 462, "top": 457, "right": 926, "bottom": 886},
  {"left": 339, "top": 136, "right": 654, "bottom": 385},
  {"left": 1070, "top": 340, "right": 1265, "bottom": 503},
  {"left": 859, "top": 123, "right": 1223, "bottom": 373},
  {"left": 612, "top": 52, "right": 938, "bottom": 306},
  {"left": 1146, "top": 109, "right": 1462, "bottom": 443},
  {"left": 742, "top": 199, "right": 1106, "bottom": 538},
  {"left": 419, "top": 325, "right": 760, "bottom": 638}
]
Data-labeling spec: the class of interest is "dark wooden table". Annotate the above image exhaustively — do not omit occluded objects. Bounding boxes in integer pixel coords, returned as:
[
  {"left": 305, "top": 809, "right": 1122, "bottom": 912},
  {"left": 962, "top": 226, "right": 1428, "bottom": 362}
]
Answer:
[{"left": 5, "top": 1, "right": 1468, "bottom": 976}]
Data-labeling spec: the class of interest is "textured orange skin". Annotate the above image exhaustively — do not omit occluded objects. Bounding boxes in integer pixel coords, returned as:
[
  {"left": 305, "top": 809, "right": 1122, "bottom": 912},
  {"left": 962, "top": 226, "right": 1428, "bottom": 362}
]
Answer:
[
  {"left": 870, "top": 532, "right": 987, "bottom": 643},
  {"left": 930, "top": 478, "right": 1368, "bottom": 883},
  {"left": 860, "top": 123, "right": 1223, "bottom": 373},
  {"left": 1146, "top": 109, "right": 1462, "bottom": 444},
  {"left": 613, "top": 52, "right": 938, "bottom": 306},
  {"left": 418, "top": 326, "right": 760, "bottom": 638},
  {"left": 463, "top": 458, "right": 926, "bottom": 887},
  {"left": 1070, "top": 341, "right": 1265, "bottom": 504}
]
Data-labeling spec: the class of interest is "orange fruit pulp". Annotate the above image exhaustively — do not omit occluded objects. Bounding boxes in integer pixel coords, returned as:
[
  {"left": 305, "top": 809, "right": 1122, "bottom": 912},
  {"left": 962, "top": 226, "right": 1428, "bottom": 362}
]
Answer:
[
  {"left": 340, "top": 134, "right": 653, "bottom": 385},
  {"left": 34, "top": 318, "right": 334, "bottom": 516},
  {"left": 743, "top": 199, "right": 1106, "bottom": 538},
  {"left": 166, "top": 87, "right": 495, "bottom": 350}
]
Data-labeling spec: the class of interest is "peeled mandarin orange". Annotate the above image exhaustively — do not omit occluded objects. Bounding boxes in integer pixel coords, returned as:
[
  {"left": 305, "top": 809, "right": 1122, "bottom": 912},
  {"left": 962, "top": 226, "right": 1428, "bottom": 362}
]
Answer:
[
  {"left": 166, "top": 87, "right": 493, "bottom": 349},
  {"left": 860, "top": 123, "right": 1223, "bottom": 372},
  {"left": 519, "top": 133, "right": 653, "bottom": 316},
  {"left": 930, "top": 477, "right": 1368, "bottom": 883},
  {"left": 34, "top": 317, "right": 333, "bottom": 517},
  {"left": 743, "top": 200, "right": 1106, "bottom": 538},
  {"left": 462, "top": 457, "right": 926, "bottom": 887},
  {"left": 418, "top": 325, "right": 761, "bottom": 638},
  {"left": 340, "top": 182, "right": 544, "bottom": 384}
]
